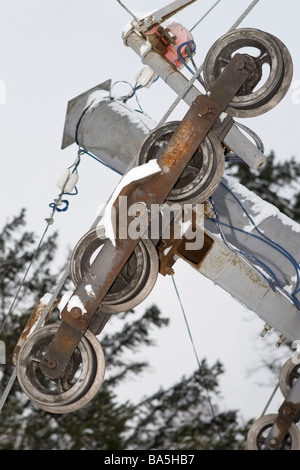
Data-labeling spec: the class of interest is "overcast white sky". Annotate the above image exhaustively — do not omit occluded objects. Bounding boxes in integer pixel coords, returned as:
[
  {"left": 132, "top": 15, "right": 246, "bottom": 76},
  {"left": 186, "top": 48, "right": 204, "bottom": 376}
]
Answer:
[{"left": 1, "top": 0, "right": 300, "bottom": 427}]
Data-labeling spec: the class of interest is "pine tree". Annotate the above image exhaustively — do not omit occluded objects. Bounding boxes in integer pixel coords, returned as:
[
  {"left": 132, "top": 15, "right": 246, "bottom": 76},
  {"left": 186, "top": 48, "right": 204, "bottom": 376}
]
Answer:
[
  {"left": 0, "top": 210, "right": 249, "bottom": 450},
  {"left": 226, "top": 151, "right": 300, "bottom": 222}
]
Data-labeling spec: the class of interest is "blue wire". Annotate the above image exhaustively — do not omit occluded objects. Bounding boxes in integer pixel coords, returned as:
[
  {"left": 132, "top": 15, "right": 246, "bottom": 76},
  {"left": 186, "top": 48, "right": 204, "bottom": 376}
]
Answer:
[
  {"left": 213, "top": 219, "right": 285, "bottom": 288},
  {"left": 177, "top": 41, "right": 196, "bottom": 74},
  {"left": 220, "top": 181, "right": 300, "bottom": 295},
  {"left": 63, "top": 186, "right": 78, "bottom": 197},
  {"left": 49, "top": 200, "right": 69, "bottom": 212},
  {"left": 208, "top": 191, "right": 300, "bottom": 309},
  {"left": 130, "top": 76, "right": 159, "bottom": 98},
  {"left": 209, "top": 197, "right": 300, "bottom": 310},
  {"left": 208, "top": 197, "right": 280, "bottom": 291},
  {"left": 80, "top": 148, "right": 123, "bottom": 176}
]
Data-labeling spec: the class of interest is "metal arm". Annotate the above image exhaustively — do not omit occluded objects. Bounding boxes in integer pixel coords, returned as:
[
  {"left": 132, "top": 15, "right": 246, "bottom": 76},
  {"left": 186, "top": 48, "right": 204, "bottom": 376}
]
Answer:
[
  {"left": 138, "top": 0, "right": 198, "bottom": 32},
  {"left": 116, "top": 0, "right": 198, "bottom": 29}
]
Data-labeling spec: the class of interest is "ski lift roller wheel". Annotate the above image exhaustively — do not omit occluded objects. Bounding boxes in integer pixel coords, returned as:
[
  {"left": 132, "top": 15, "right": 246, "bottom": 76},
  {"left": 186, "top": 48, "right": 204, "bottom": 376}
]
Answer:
[
  {"left": 203, "top": 28, "right": 293, "bottom": 118},
  {"left": 138, "top": 122, "right": 224, "bottom": 205},
  {"left": 247, "top": 414, "right": 300, "bottom": 450},
  {"left": 16, "top": 323, "right": 105, "bottom": 414},
  {"left": 70, "top": 227, "right": 159, "bottom": 314},
  {"left": 279, "top": 357, "right": 300, "bottom": 398}
]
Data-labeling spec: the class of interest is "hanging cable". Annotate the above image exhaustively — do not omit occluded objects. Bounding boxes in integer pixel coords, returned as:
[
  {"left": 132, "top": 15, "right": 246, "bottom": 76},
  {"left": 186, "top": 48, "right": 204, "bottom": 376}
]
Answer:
[
  {"left": 228, "top": 0, "right": 260, "bottom": 32},
  {"left": 0, "top": 151, "right": 82, "bottom": 335},
  {"left": 190, "top": 0, "right": 223, "bottom": 32},
  {"left": 0, "top": 201, "right": 106, "bottom": 414},
  {"left": 207, "top": 184, "right": 300, "bottom": 309},
  {"left": 0, "top": 265, "right": 71, "bottom": 413},
  {"left": 171, "top": 275, "right": 224, "bottom": 444},
  {"left": 109, "top": 80, "right": 145, "bottom": 113},
  {"left": 75, "top": 98, "right": 97, "bottom": 146},
  {"left": 115, "top": 0, "right": 138, "bottom": 21},
  {"left": 220, "top": 181, "right": 300, "bottom": 297},
  {"left": 0, "top": 221, "right": 53, "bottom": 336},
  {"left": 177, "top": 41, "right": 197, "bottom": 75},
  {"left": 177, "top": 40, "right": 209, "bottom": 92},
  {"left": 208, "top": 197, "right": 281, "bottom": 291},
  {"left": 0, "top": 368, "right": 17, "bottom": 412},
  {"left": 260, "top": 383, "right": 280, "bottom": 417},
  {"left": 79, "top": 147, "right": 122, "bottom": 176},
  {"left": 234, "top": 122, "right": 265, "bottom": 154}
]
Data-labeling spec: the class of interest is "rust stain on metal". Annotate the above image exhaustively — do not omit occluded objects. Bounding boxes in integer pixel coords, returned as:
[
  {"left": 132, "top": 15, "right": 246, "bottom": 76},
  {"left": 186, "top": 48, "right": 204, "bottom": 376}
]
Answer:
[
  {"left": 160, "top": 120, "right": 196, "bottom": 169},
  {"left": 242, "top": 260, "right": 273, "bottom": 288},
  {"left": 158, "top": 207, "right": 214, "bottom": 275},
  {"left": 12, "top": 297, "right": 60, "bottom": 365},
  {"left": 267, "top": 401, "right": 300, "bottom": 450}
]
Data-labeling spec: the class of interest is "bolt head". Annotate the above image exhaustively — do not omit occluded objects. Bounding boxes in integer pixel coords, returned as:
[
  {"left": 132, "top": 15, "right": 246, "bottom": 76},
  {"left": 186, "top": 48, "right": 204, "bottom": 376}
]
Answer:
[
  {"left": 198, "top": 104, "right": 209, "bottom": 116},
  {"left": 236, "top": 59, "right": 245, "bottom": 70},
  {"left": 70, "top": 307, "right": 82, "bottom": 319},
  {"left": 269, "top": 438, "right": 277, "bottom": 446},
  {"left": 43, "top": 358, "right": 57, "bottom": 369}
]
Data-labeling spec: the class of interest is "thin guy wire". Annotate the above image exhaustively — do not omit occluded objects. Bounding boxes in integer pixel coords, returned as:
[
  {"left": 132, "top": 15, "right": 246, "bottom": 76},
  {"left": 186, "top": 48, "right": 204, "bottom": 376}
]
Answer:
[
  {"left": 0, "top": 368, "right": 17, "bottom": 412},
  {"left": 171, "top": 275, "right": 223, "bottom": 443},
  {"left": 190, "top": 0, "right": 222, "bottom": 32},
  {"left": 228, "top": 0, "right": 260, "bottom": 32},
  {"left": 0, "top": 266, "right": 71, "bottom": 413},
  {"left": 0, "top": 152, "right": 81, "bottom": 336},
  {"left": 115, "top": 0, "right": 138, "bottom": 21},
  {"left": 0, "top": 202, "right": 104, "bottom": 413},
  {"left": 156, "top": 0, "right": 261, "bottom": 127},
  {"left": 0, "top": 222, "right": 52, "bottom": 336},
  {"left": 260, "top": 383, "right": 280, "bottom": 417}
]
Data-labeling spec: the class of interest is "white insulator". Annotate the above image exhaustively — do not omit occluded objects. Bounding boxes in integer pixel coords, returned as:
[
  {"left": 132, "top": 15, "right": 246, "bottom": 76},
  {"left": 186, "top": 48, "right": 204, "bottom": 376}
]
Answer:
[
  {"left": 57, "top": 168, "right": 78, "bottom": 193},
  {"left": 134, "top": 66, "right": 158, "bottom": 88},
  {"left": 57, "top": 168, "right": 70, "bottom": 190},
  {"left": 64, "top": 172, "right": 79, "bottom": 193}
]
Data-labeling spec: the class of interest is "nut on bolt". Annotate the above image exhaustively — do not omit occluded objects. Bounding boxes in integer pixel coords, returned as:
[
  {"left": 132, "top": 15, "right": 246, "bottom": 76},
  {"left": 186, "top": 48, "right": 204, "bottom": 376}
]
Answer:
[
  {"left": 43, "top": 357, "right": 57, "bottom": 369},
  {"left": 236, "top": 58, "right": 245, "bottom": 70},
  {"left": 198, "top": 103, "right": 210, "bottom": 116}
]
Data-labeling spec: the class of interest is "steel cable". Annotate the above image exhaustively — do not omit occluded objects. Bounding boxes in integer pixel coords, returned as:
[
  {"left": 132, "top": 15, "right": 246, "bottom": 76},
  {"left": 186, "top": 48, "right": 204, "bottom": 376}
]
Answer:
[
  {"left": 190, "top": 0, "right": 222, "bottom": 32},
  {"left": 0, "top": 172, "right": 105, "bottom": 413},
  {"left": 171, "top": 275, "right": 224, "bottom": 444}
]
